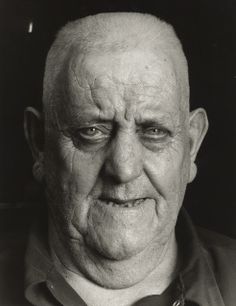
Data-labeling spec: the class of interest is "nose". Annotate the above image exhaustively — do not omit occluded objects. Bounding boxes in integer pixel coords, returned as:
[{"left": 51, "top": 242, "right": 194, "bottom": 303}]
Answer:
[{"left": 103, "top": 131, "right": 143, "bottom": 184}]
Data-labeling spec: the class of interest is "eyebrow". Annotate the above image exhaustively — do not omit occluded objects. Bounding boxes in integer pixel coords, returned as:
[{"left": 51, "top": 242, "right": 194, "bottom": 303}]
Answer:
[
  {"left": 135, "top": 111, "right": 174, "bottom": 123},
  {"left": 64, "top": 115, "right": 174, "bottom": 133},
  {"left": 63, "top": 113, "right": 114, "bottom": 128},
  {"left": 135, "top": 119, "right": 171, "bottom": 127}
]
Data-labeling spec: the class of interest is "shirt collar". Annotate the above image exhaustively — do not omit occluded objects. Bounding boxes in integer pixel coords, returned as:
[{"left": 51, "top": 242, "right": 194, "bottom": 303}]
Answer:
[
  {"left": 24, "top": 210, "right": 87, "bottom": 306},
  {"left": 176, "top": 209, "right": 225, "bottom": 306},
  {"left": 24, "top": 208, "right": 225, "bottom": 306}
]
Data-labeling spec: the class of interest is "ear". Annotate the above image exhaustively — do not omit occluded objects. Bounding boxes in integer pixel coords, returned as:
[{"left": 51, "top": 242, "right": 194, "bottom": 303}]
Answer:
[
  {"left": 24, "top": 107, "right": 44, "bottom": 182},
  {"left": 188, "top": 108, "right": 208, "bottom": 183}
]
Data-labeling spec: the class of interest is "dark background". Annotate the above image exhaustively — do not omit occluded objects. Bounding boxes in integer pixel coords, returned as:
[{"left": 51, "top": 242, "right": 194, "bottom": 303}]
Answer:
[{"left": 0, "top": 0, "right": 236, "bottom": 237}]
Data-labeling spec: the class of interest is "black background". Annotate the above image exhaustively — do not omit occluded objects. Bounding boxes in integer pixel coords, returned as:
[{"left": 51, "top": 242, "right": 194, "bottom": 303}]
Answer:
[{"left": 0, "top": 0, "right": 236, "bottom": 237}]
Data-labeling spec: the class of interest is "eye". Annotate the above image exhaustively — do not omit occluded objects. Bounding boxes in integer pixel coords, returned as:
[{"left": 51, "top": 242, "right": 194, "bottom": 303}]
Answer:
[
  {"left": 79, "top": 127, "right": 102, "bottom": 137},
  {"left": 141, "top": 126, "right": 170, "bottom": 141},
  {"left": 72, "top": 125, "right": 112, "bottom": 144},
  {"left": 145, "top": 127, "right": 166, "bottom": 135}
]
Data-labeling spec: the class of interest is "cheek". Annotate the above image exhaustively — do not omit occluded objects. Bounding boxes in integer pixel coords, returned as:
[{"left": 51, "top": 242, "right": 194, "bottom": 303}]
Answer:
[
  {"left": 44, "top": 136, "right": 105, "bottom": 231},
  {"left": 45, "top": 136, "right": 104, "bottom": 195},
  {"left": 144, "top": 143, "right": 190, "bottom": 204}
]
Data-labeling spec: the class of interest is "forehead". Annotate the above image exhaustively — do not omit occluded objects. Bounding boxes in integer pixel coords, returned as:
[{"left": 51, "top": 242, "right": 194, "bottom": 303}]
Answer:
[
  {"left": 70, "top": 48, "right": 178, "bottom": 90},
  {"left": 57, "top": 47, "right": 183, "bottom": 123}
]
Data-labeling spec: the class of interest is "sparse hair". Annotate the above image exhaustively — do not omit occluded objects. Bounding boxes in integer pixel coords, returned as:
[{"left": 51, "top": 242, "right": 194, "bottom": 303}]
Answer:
[{"left": 43, "top": 12, "right": 189, "bottom": 123}]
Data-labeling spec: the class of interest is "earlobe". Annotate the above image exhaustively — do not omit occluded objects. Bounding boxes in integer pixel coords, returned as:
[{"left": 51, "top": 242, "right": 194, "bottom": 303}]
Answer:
[
  {"left": 189, "top": 162, "right": 197, "bottom": 183},
  {"left": 32, "top": 155, "right": 44, "bottom": 182},
  {"left": 188, "top": 108, "right": 208, "bottom": 183},
  {"left": 24, "top": 107, "right": 44, "bottom": 182}
]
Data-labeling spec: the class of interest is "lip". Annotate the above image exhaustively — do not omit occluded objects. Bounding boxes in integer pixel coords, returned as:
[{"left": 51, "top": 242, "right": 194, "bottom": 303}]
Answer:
[
  {"left": 99, "top": 197, "right": 145, "bottom": 204},
  {"left": 97, "top": 197, "right": 147, "bottom": 208}
]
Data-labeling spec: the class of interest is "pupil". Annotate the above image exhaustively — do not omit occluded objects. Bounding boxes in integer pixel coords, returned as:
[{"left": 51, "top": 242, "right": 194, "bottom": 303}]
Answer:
[{"left": 89, "top": 128, "right": 96, "bottom": 134}]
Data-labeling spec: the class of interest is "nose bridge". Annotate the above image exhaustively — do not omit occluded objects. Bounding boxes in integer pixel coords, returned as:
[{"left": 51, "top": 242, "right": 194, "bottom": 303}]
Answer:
[{"left": 106, "top": 130, "right": 143, "bottom": 183}]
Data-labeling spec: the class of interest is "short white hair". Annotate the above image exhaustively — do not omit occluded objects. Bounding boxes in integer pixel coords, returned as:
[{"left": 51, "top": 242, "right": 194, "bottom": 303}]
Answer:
[{"left": 43, "top": 12, "right": 189, "bottom": 123}]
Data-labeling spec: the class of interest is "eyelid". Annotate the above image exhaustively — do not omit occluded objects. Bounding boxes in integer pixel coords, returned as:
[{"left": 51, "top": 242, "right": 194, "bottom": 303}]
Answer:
[
  {"left": 79, "top": 126, "right": 109, "bottom": 137},
  {"left": 86, "top": 123, "right": 112, "bottom": 131},
  {"left": 139, "top": 124, "right": 171, "bottom": 133},
  {"left": 80, "top": 122, "right": 113, "bottom": 130}
]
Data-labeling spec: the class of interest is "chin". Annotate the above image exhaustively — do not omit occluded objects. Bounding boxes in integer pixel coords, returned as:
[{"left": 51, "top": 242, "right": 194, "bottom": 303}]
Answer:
[{"left": 85, "top": 235, "right": 145, "bottom": 261}]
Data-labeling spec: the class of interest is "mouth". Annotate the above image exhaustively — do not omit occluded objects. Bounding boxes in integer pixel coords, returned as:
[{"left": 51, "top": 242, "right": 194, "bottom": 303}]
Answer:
[{"left": 97, "top": 198, "right": 146, "bottom": 208}]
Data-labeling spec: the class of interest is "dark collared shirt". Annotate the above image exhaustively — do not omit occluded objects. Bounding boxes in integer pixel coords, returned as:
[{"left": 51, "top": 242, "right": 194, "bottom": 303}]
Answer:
[{"left": 0, "top": 206, "right": 236, "bottom": 305}]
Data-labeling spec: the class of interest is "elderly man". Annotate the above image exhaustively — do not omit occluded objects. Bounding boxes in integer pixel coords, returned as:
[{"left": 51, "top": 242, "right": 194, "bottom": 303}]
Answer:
[{"left": 1, "top": 12, "right": 236, "bottom": 306}]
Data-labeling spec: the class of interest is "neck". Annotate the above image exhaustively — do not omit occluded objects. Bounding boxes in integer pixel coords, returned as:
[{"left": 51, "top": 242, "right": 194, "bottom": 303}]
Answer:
[{"left": 50, "top": 231, "right": 179, "bottom": 306}]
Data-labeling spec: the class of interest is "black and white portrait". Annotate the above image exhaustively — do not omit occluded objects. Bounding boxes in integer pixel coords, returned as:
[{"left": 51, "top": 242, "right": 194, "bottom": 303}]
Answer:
[{"left": 0, "top": 1, "right": 236, "bottom": 305}]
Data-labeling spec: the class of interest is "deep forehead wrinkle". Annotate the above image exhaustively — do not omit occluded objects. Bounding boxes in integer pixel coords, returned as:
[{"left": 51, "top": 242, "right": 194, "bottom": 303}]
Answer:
[
  {"left": 69, "top": 55, "right": 179, "bottom": 100},
  {"left": 68, "top": 73, "right": 179, "bottom": 119},
  {"left": 62, "top": 82, "right": 180, "bottom": 123},
  {"left": 60, "top": 104, "right": 178, "bottom": 128},
  {"left": 62, "top": 68, "right": 181, "bottom": 130},
  {"left": 57, "top": 71, "right": 182, "bottom": 131}
]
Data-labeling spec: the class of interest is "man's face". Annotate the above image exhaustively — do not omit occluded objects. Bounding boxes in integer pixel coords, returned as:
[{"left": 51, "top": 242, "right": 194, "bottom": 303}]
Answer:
[{"left": 44, "top": 47, "right": 191, "bottom": 286}]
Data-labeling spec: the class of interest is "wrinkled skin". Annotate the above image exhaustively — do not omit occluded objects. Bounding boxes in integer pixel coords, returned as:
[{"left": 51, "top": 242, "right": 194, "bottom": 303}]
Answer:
[{"left": 30, "top": 48, "right": 207, "bottom": 289}]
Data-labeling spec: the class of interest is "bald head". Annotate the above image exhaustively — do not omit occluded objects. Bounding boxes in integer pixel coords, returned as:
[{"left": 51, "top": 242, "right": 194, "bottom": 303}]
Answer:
[{"left": 43, "top": 12, "right": 189, "bottom": 122}]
